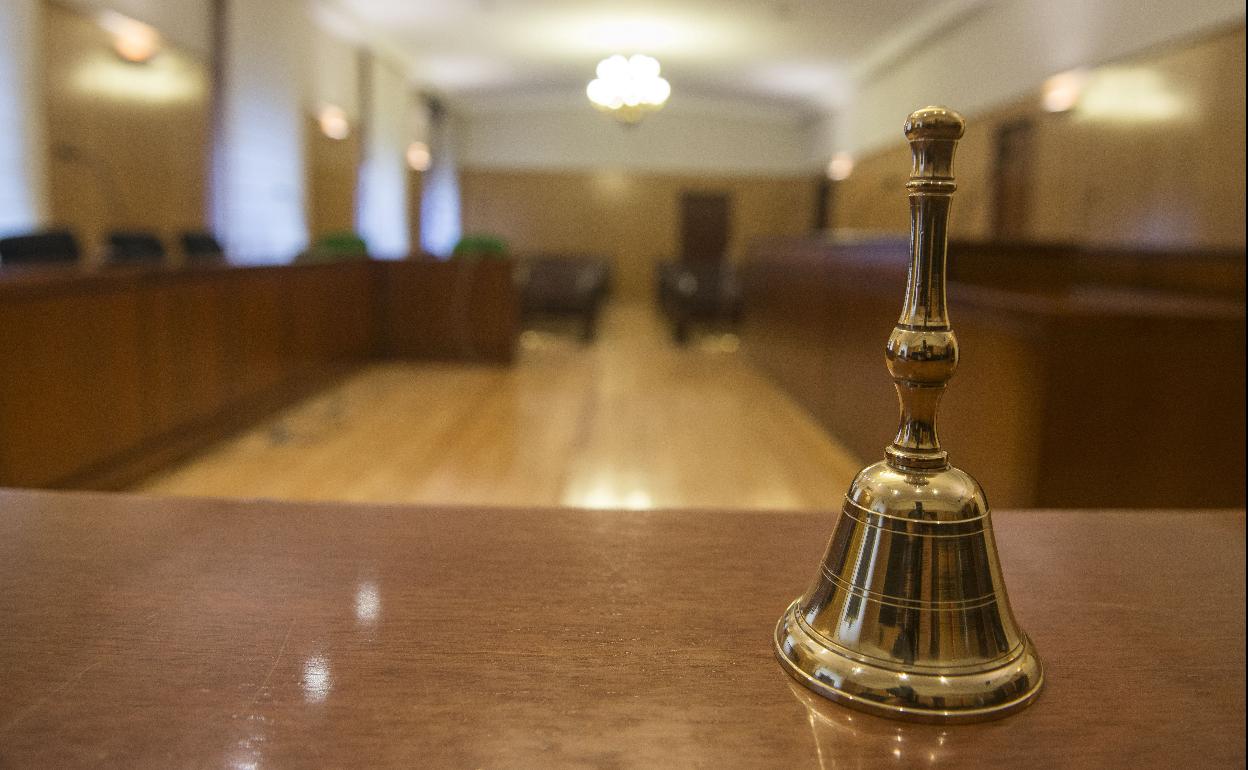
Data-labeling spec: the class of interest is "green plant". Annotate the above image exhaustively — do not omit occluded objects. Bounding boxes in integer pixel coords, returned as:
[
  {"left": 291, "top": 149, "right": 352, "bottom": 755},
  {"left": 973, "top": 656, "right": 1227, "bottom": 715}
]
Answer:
[{"left": 451, "top": 234, "right": 508, "bottom": 259}]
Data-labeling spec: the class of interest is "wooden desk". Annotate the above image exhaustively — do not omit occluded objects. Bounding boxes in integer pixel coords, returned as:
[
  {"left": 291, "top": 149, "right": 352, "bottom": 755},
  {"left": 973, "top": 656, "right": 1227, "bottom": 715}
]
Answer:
[{"left": 0, "top": 490, "right": 1243, "bottom": 767}]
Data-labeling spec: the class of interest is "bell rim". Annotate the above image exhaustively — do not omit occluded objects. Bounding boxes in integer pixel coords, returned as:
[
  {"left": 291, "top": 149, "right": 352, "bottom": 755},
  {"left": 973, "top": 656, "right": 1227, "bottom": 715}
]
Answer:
[{"left": 774, "top": 600, "right": 1044, "bottom": 724}]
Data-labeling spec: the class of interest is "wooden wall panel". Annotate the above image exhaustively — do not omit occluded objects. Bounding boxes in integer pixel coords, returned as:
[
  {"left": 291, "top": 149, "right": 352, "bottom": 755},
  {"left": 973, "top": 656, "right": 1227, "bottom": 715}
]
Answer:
[
  {"left": 0, "top": 283, "right": 145, "bottom": 486},
  {"left": 41, "top": 2, "right": 210, "bottom": 261},
  {"left": 378, "top": 260, "right": 518, "bottom": 364},
  {"left": 460, "top": 169, "right": 817, "bottom": 299},
  {"left": 137, "top": 276, "right": 230, "bottom": 437},
  {"left": 306, "top": 116, "right": 361, "bottom": 240},
  {"left": 831, "top": 25, "right": 1246, "bottom": 250},
  {"left": 224, "top": 270, "right": 289, "bottom": 404},
  {"left": 0, "top": 261, "right": 516, "bottom": 489}
]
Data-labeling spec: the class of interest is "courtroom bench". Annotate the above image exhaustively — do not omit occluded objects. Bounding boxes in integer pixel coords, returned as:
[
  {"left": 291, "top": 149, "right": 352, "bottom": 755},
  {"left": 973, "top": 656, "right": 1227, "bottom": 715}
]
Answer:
[
  {"left": 0, "top": 258, "right": 518, "bottom": 490},
  {"left": 740, "top": 236, "right": 1246, "bottom": 509}
]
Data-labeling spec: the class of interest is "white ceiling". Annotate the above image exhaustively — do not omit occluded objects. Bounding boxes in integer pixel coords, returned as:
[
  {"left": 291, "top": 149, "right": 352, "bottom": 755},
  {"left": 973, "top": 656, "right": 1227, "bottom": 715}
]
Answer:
[{"left": 321, "top": 0, "right": 984, "bottom": 113}]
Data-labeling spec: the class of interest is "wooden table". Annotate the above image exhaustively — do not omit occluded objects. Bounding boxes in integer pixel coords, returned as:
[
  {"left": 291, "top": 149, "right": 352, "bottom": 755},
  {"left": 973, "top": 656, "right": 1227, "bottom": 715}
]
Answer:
[{"left": 1, "top": 490, "right": 1243, "bottom": 768}]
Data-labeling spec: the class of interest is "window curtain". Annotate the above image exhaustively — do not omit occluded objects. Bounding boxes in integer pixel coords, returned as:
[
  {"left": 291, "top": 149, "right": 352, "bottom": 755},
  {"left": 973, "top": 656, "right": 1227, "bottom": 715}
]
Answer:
[
  {"left": 0, "top": 0, "right": 46, "bottom": 238},
  {"left": 419, "top": 98, "right": 462, "bottom": 259},
  {"left": 356, "top": 53, "right": 410, "bottom": 260}
]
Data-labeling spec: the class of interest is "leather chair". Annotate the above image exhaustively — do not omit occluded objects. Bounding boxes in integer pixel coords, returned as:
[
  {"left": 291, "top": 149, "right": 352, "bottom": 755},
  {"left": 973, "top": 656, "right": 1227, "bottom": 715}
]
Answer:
[
  {"left": 108, "top": 231, "right": 166, "bottom": 264},
  {"left": 656, "top": 261, "right": 743, "bottom": 344},
  {"left": 180, "top": 231, "right": 226, "bottom": 263},
  {"left": 0, "top": 229, "right": 81, "bottom": 267},
  {"left": 514, "top": 256, "right": 611, "bottom": 341}
]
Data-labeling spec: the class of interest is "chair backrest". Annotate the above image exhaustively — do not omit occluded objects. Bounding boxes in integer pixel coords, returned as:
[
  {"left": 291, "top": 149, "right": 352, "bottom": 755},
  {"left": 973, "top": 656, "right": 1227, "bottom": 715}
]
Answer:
[
  {"left": 108, "top": 231, "right": 166, "bottom": 264},
  {"left": 0, "top": 229, "right": 81, "bottom": 267},
  {"left": 180, "top": 231, "right": 225, "bottom": 262}
]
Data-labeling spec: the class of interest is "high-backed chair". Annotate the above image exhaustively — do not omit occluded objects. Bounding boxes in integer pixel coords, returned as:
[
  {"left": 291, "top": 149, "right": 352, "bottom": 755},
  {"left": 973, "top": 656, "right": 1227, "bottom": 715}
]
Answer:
[
  {"left": 180, "top": 231, "right": 226, "bottom": 263},
  {"left": 108, "top": 231, "right": 166, "bottom": 265},
  {"left": 0, "top": 229, "right": 81, "bottom": 267},
  {"left": 514, "top": 255, "right": 611, "bottom": 342},
  {"left": 656, "top": 261, "right": 742, "bottom": 344}
]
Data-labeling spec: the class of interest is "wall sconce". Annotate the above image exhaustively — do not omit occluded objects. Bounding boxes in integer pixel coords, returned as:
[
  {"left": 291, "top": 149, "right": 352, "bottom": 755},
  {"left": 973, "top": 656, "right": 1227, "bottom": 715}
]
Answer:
[
  {"left": 98, "top": 11, "right": 161, "bottom": 64},
  {"left": 317, "top": 104, "right": 351, "bottom": 140},
  {"left": 406, "top": 141, "right": 431, "bottom": 172},
  {"left": 1042, "top": 68, "right": 1088, "bottom": 113},
  {"left": 826, "top": 151, "right": 854, "bottom": 181}
]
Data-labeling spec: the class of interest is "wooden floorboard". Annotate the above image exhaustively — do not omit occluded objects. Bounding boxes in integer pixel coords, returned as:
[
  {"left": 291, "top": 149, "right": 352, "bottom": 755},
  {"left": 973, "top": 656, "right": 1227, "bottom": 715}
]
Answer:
[{"left": 136, "top": 302, "right": 862, "bottom": 510}]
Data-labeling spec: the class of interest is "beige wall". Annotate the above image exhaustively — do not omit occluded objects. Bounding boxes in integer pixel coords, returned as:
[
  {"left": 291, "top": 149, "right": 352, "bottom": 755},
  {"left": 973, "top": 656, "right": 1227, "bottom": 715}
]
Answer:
[
  {"left": 460, "top": 169, "right": 818, "bottom": 298},
  {"left": 42, "top": 1, "right": 210, "bottom": 260},
  {"left": 832, "top": 25, "right": 1246, "bottom": 250}
]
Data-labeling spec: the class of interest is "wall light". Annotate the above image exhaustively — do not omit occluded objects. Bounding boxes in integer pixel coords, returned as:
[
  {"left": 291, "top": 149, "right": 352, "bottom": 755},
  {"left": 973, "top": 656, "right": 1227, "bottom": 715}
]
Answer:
[
  {"left": 406, "top": 141, "right": 430, "bottom": 172},
  {"left": 317, "top": 104, "right": 350, "bottom": 140},
  {"left": 1042, "top": 68, "right": 1088, "bottom": 113},
  {"left": 826, "top": 152, "right": 854, "bottom": 181},
  {"left": 98, "top": 10, "right": 160, "bottom": 64}
]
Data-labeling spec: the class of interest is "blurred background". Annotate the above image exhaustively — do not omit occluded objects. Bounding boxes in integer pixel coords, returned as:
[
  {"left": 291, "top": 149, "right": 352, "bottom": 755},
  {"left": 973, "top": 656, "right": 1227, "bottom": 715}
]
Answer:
[{"left": 0, "top": 0, "right": 1243, "bottom": 511}]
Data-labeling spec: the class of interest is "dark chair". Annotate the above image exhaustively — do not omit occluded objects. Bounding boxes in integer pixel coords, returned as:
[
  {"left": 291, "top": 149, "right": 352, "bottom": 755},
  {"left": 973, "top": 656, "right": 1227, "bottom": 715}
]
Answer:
[
  {"left": 0, "top": 229, "right": 81, "bottom": 267},
  {"left": 180, "top": 231, "right": 226, "bottom": 263},
  {"left": 656, "top": 261, "right": 743, "bottom": 344},
  {"left": 514, "top": 256, "right": 611, "bottom": 341},
  {"left": 108, "top": 231, "right": 166, "bottom": 264}
]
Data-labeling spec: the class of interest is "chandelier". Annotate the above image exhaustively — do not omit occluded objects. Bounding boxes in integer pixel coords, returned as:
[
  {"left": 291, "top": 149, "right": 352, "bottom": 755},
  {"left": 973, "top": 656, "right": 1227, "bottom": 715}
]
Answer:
[{"left": 586, "top": 54, "right": 671, "bottom": 125}]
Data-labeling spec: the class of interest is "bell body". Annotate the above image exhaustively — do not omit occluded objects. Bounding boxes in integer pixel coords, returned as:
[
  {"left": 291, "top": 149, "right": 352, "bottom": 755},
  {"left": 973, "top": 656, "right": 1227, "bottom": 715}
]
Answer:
[{"left": 775, "top": 461, "right": 1043, "bottom": 722}]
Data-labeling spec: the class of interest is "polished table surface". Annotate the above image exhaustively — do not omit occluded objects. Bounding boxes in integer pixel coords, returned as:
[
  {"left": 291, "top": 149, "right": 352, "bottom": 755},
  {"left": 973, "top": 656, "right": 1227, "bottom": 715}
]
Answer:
[{"left": 0, "top": 490, "right": 1243, "bottom": 768}]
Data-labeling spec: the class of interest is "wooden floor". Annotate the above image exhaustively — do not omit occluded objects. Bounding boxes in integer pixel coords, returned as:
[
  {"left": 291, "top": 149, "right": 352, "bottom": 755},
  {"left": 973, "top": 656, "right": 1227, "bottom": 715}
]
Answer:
[{"left": 137, "top": 302, "right": 861, "bottom": 510}]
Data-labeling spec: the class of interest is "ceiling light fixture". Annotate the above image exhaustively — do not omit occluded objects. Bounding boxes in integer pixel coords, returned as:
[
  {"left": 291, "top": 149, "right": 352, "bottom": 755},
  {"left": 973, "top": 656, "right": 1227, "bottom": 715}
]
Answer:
[{"left": 586, "top": 54, "right": 670, "bottom": 125}]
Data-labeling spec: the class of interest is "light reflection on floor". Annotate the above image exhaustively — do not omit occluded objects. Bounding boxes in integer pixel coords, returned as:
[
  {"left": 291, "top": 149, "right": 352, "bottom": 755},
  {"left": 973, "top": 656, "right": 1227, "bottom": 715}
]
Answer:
[{"left": 138, "top": 301, "right": 859, "bottom": 511}]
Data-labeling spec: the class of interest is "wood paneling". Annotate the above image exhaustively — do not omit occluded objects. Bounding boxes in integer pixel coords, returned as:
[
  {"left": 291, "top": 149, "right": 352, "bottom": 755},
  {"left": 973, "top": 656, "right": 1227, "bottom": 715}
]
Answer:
[
  {"left": 740, "top": 237, "right": 1246, "bottom": 509},
  {"left": 377, "top": 259, "right": 518, "bottom": 363},
  {"left": 306, "top": 115, "right": 361, "bottom": 239},
  {"left": 0, "top": 279, "right": 145, "bottom": 486},
  {"left": 832, "top": 25, "right": 1246, "bottom": 250},
  {"left": 0, "top": 260, "right": 517, "bottom": 490},
  {"left": 460, "top": 169, "right": 817, "bottom": 298},
  {"left": 41, "top": 2, "right": 211, "bottom": 261},
  {"left": 1, "top": 489, "right": 1243, "bottom": 767}
]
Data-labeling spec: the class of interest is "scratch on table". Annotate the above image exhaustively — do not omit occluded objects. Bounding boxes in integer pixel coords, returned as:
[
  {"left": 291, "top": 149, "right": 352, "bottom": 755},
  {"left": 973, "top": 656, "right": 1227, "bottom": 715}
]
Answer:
[
  {"left": 0, "top": 659, "right": 104, "bottom": 736},
  {"left": 241, "top": 619, "right": 295, "bottom": 714}
]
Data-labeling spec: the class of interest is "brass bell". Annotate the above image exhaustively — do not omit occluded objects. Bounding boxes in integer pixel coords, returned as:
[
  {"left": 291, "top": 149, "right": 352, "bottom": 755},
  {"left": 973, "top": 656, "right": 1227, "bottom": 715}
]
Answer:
[{"left": 774, "top": 106, "right": 1043, "bottom": 723}]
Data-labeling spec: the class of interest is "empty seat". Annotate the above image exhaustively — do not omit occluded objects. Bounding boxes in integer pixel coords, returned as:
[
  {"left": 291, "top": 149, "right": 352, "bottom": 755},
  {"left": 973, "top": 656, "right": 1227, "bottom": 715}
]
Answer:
[
  {"left": 656, "top": 261, "right": 742, "bottom": 344},
  {"left": 0, "top": 229, "right": 81, "bottom": 267},
  {"left": 180, "top": 231, "right": 226, "bottom": 263},
  {"left": 514, "top": 256, "right": 611, "bottom": 341},
  {"left": 108, "top": 231, "right": 166, "bottom": 264}
]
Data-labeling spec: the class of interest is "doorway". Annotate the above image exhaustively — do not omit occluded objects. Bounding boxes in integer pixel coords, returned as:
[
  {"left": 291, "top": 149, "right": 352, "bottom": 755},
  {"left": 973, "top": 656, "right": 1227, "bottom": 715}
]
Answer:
[
  {"left": 679, "top": 191, "right": 732, "bottom": 264},
  {"left": 991, "top": 119, "right": 1036, "bottom": 240}
]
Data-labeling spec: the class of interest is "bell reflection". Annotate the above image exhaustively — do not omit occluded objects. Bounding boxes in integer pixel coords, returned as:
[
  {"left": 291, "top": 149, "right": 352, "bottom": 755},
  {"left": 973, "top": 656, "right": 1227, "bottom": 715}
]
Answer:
[{"left": 788, "top": 679, "right": 954, "bottom": 768}]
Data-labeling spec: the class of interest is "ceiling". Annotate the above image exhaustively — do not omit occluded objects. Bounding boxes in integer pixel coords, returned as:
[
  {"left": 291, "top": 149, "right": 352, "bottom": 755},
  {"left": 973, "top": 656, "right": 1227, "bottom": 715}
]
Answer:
[{"left": 324, "top": 0, "right": 982, "bottom": 113}]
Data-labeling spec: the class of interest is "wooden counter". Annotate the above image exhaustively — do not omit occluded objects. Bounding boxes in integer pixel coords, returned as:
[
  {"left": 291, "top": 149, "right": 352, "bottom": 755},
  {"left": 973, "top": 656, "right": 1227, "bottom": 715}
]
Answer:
[
  {"left": 0, "top": 260, "right": 518, "bottom": 490},
  {"left": 741, "top": 237, "right": 1247, "bottom": 509},
  {"left": 0, "top": 489, "right": 1242, "bottom": 767}
]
